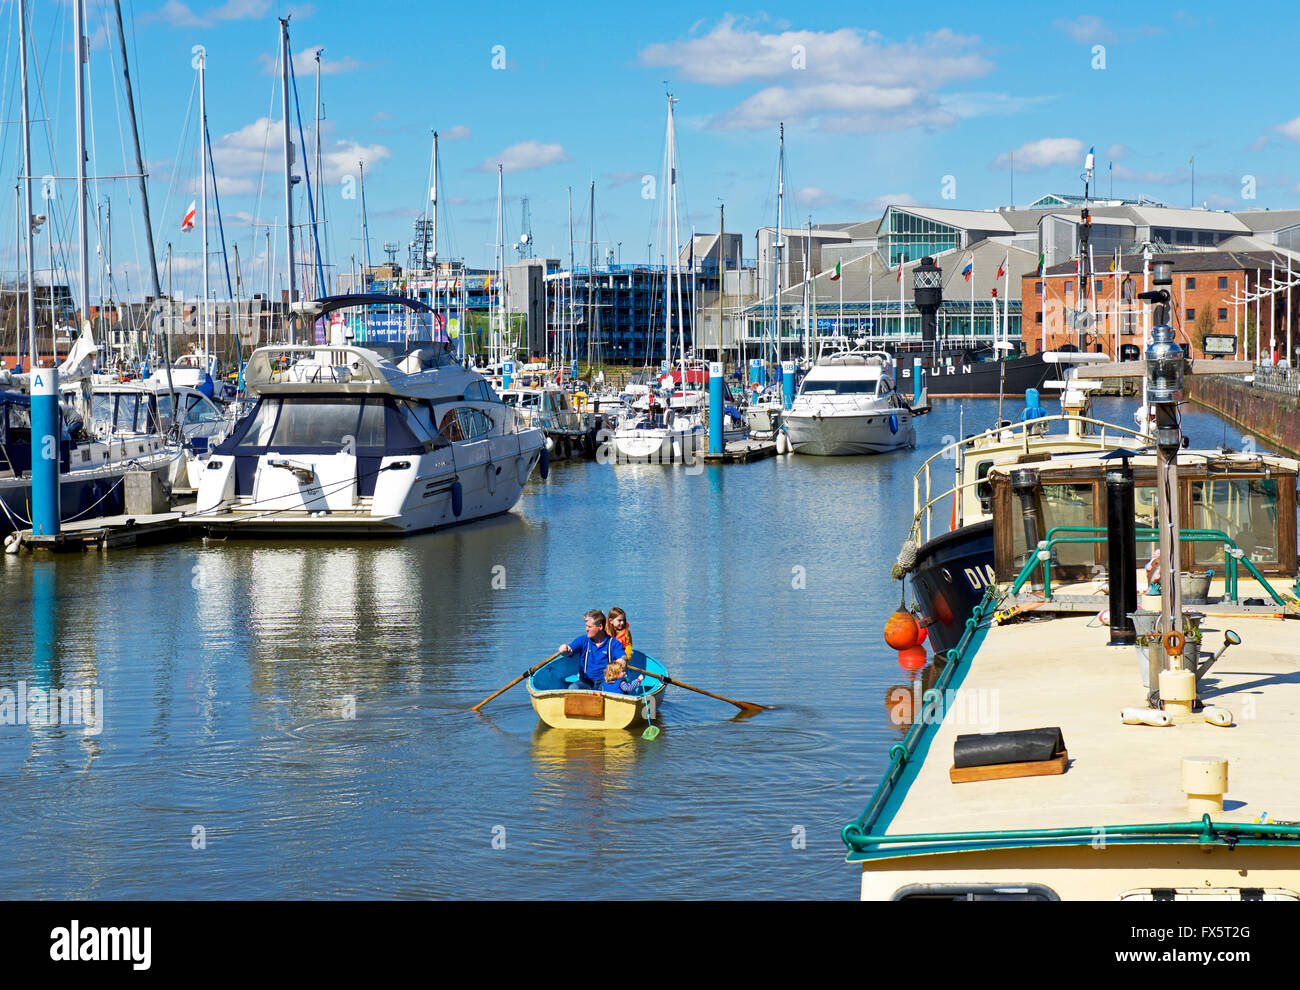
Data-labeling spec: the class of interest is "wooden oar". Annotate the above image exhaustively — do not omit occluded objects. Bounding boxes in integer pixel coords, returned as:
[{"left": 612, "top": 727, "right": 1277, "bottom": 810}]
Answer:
[
  {"left": 471, "top": 652, "right": 562, "bottom": 713},
  {"left": 626, "top": 665, "right": 773, "bottom": 715}
]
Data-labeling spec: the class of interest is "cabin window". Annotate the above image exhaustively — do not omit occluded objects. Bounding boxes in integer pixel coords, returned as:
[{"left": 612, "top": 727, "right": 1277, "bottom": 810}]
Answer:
[
  {"left": 1010, "top": 483, "right": 1097, "bottom": 569},
  {"left": 90, "top": 394, "right": 114, "bottom": 429},
  {"left": 116, "top": 394, "right": 140, "bottom": 432},
  {"left": 975, "top": 460, "right": 995, "bottom": 500},
  {"left": 356, "top": 400, "right": 387, "bottom": 448},
  {"left": 799, "top": 379, "right": 876, "bottom": 395},
  {"left": 893, "top": 883, "right": 1058, "bottom": 901},
  {"left": 438, "top": 409, "right": 465, "bottom": 443},
  {"left": 465, "top": 379, "right": 500, "bottom": 403},
  {"left": 184, "top": 394, "right": 222, "bottom": 424},
  {"left": 1188, "top": 478, "right": 1280, "bottom": 567},
  {"left": 271, "top": 397, "right": 363, "bottom": 448},
  {"left": 157, "top": 392, "right": 174, "bottom": 428},
  {"left": 455, "top": 408, "right": 494, "bottom": 440},
  {"left": 6, "top": 403, "right": 30, "bottom": 443}
]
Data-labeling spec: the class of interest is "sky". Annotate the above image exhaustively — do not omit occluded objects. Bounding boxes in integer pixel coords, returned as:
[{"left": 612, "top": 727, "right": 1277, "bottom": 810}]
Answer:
[{"left": 5, "top": 0, "right": 1300, "bottom": 305}]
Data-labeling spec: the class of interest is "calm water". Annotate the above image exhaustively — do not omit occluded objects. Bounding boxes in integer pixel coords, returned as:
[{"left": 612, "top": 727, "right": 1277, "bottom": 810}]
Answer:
[{"left": 0, "top": 396, "right": 1260, "bottom": 900}]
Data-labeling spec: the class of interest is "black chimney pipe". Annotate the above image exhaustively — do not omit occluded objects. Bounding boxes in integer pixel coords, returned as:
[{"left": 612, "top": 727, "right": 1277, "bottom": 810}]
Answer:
[
  {"left": 912, "top": 256, "right": 943, "bottom": 344},
  {"left": 1105, "top": 456, "right": 1138, "bottom": 645},
  {"left": 1010, "top": 468, "right": 1042, "bottom": 590}
]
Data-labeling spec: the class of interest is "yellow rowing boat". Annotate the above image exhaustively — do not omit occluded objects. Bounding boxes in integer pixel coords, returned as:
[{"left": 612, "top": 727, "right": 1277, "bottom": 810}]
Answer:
[{"left": 527, "top": 650, "right": 668, "bottom": 730}]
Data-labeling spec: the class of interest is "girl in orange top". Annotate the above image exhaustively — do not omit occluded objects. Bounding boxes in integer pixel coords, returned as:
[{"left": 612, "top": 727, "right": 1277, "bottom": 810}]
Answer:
[{"left": 604, "top": 607, "right": 633, "bottom": 683}]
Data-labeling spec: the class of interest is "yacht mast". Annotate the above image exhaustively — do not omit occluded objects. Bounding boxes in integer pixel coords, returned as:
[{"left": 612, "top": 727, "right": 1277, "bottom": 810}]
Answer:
[
  {"left": 668, "top": 95, "right": 686, "bottom": 380},
  {"left": 587, "top": 180, "right": 595, "bottom": 368},
  {"left": 567, "top": 186, "right": 575, "bottom": 370},
  {"left": 18, "top": 0, "right": 36, "bottom": 369},
  {"left": 198, "top": 45, "right": 210, "bottom": 367},
  {"left": 774, "top": 122, "right": 784, "bottom": 365},
  {"left": 74, "top": 0, "right": 90, "bottom": 347},
  {"left": 112, "top": 0, "right": 160, "bottom": 302},
  {"left": 279, "top": 18, "right": 296, "bottom": 338}
]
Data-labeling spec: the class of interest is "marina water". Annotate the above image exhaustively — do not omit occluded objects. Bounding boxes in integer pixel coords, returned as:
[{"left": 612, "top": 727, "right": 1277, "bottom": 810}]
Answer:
[{"left": 0, "top": 399, "right": 1271, "bottom": 899}]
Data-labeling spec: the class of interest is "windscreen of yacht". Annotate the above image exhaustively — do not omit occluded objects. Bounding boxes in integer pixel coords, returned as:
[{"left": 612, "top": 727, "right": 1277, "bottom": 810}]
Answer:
[
  {"left": 799, "top": 378, "right": 881, "bottom": 396},
  {"left": 221, "top": 396, "right": 428, "bottom": 455}
]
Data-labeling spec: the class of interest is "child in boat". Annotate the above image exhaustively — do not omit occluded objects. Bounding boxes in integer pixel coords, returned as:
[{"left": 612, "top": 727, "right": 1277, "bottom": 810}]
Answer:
[
  {"left": 603, "top": 607, "right": 643, "bottom": 694},
  {"left": 559, "top": 609, "right": 629, "bottom": 691}
]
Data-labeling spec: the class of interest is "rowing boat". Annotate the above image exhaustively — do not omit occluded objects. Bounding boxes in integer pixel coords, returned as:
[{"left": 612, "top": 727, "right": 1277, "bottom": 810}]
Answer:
[{"left": 527, "top": 650, "right": 667, "bottom": 730}]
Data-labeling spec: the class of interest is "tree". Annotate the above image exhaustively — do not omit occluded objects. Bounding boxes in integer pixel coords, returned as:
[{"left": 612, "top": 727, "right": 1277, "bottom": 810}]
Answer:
[{"left": 1193, "top": 304, "right": 1217, "bottom": 357}]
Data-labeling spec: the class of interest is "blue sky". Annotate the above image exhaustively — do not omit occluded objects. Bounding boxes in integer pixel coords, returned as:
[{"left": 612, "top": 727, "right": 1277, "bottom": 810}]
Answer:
[{"left": 6, "top": 1, "right": 1300, "bottom": 303}]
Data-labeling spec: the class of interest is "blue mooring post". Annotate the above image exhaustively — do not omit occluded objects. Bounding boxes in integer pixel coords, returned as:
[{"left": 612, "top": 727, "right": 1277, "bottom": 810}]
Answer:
[
  {"left": 913, "top": 356, "right": 923, "bottom": 406},
  {"left": 781, "top": 361, "right": 795, "bottom": 410},
  {"left": 31, "top": 365, "right": 60, "bottom": 537},
  {"left": 503, "top": 360, "right": 514, "bottom": 390},
  {"left": 708, "top": 361, "right": 724, "bottom": 455}
]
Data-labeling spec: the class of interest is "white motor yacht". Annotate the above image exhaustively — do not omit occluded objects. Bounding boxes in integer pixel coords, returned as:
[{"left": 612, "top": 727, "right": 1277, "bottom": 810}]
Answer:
[
  {"left": 190, "top": 295, "right": 547, "bottom": 536},
  {"left": 783, "top": 350, "right": 916, "bottom": 455}
]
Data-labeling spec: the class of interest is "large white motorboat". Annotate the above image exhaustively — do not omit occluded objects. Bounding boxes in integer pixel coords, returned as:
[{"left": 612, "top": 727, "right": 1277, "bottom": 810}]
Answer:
[
  {"left": 189, "top": 295, "right": 547, "bottom": 536},
  {"left": 783, "top": 350, "right": 916, "bottom": 455}
]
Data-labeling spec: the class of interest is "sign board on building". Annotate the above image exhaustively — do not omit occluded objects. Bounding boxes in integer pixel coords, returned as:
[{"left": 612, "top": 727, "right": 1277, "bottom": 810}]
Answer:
[{"left": 1202, "top": 334, "right": 1237, "bottom": 356}]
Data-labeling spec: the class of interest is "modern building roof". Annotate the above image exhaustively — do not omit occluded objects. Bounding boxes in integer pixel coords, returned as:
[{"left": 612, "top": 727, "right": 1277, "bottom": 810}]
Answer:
[
  {"left": 1233, "top": 209, "right": 1300, "bottom": 233},
  {"left": 1040, "top": 248, "right": 1293, "bottom": 277}
]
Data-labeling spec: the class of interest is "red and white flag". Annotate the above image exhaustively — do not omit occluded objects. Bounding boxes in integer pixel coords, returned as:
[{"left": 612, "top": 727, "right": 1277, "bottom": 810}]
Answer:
[
  {"left": 181, "top": 201, "right": 197, "bottom": 232},
  {"left": 996, "top": 251, "right": 1008, "bottom": 279}
]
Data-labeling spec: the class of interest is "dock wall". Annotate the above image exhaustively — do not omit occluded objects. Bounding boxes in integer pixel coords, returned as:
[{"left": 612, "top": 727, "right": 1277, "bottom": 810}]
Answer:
[{"left": 1185, "top": 375, "right": 1300, "bottom": 458}]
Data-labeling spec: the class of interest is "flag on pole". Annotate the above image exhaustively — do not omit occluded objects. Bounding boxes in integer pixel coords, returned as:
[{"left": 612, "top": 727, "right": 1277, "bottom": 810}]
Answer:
[
  {"left": 961, "top": 256, "right": 973, "bottom": 281},
  {"left": 1036, "top": 251, "right": 1045, "bottom": 276},
  {"left": 996, "top": 252, "right": 1007, "bottom": 280},
  {"left": 181, "top": 201, "right": 197, "bottom": 232},
  {"left": 1109, "top": 254, "right": 1117, "bottom": 272},
  {"left": 897, "top": 256, "right": 905, "bottom": 282},
  {"left": 829, "top": 260, "right": 841, "bottom": 281}
]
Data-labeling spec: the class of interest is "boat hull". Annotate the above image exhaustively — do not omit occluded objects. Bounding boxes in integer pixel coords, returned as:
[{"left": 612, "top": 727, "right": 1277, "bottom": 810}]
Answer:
[
  {"left": 785, "top": 410, "right": 915, "bottom": 455},
  {"left": 528, "top": 651, "right": 668, "bottom": 730},
  {"left": 906, "top": 353, "right": 1051, "bottom": 399},
  {"left": 907, "top": 519, "right": 995, "bottom": 657}
]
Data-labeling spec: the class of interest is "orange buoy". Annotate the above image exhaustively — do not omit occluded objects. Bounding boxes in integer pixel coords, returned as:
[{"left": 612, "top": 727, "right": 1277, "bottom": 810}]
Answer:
[
  {"left": 897, "top": 645, "right": 927, "bottom": 672},
  {"left": 883, "top": 610, "right": 922, "bottom": 650}
]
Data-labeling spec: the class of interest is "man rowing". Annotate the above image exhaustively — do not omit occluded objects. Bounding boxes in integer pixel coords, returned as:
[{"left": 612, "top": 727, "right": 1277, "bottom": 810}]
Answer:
[{"left": 558, "top": 609, "right": 637, "bottom": 692}]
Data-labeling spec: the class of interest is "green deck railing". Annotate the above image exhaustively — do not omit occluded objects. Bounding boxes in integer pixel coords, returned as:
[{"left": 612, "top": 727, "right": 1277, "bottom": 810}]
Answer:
[
  {"left": 843, "top": 814, "right": 1300, "bottom": 860},
  {"left": 1009, "top": 527, "right": 1287, "bottom": 606},
  {"left": 840, "top": 586, "right": 1001, "bottom": 850}
]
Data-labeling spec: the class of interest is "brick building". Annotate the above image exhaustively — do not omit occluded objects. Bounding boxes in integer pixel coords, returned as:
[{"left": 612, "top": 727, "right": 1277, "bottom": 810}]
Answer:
[{"left": 1019, "top": 250, "right": 1300, "bottom": 362}]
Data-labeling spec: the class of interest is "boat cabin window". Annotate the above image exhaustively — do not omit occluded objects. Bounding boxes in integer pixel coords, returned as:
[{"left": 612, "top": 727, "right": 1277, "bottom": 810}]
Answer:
[
  {"left": 464, "top": 379, "right": 500, "bottom": 403},
  {"left": 1188, "top": 478, "right": 1280, "bottom": 566},
  {"left": 975, "top": 460, "right": 995, "bottom": 500},
  {"left": 438, "top": 407, "right": 494, "bottom": 443},
  {"left": 1008, "top": 482, "right": 1098, "bottom": 569},
  {"left": 226, "top": 396, "right": 422, "bottom": 455},
  {"left": 545, "top": 392, "right": 573, "bottom": 414},
  {"left": 157, "top": 392, "right": 174, "bottom": 427},
  {"left": 799, "top": 378, "right": 878, "bottom": 396},
  {"left": 6, "top": 402, "right": 30, "bottom": 443},
  {"left": 183, "top": 393, "right": 223, "bottom": 424}
]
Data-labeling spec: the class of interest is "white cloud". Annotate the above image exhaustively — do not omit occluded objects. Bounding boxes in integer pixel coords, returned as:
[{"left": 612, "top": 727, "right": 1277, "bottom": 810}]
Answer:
[
  {"left": 1274, "top": 116, "right": 1300, "bottom": 142},
  {"left": 862, "top": 193, "right": 918, "bottom": 212},
  {"left": 641, "top": 17, "right": 1008, "bottom": 133},
  {"left": 992, "top": 137, "right": 1085, "bottom": 171},
  {"left": 208, "top": 117, "right": 389, "bottom": 190},
  {"left": 1054, "top": 16, "right": 1116, "bottom": 44},
  {"left": 796, "top": 186, "right": 838, "bottom": 208},
  {"left": 1105, "top": 143, "right": 1129, "bottom": 161},
  {"left": 258, "top": 46, "right": 365, "bottom": 76},
  {"left": 479, "top": 141, "right": 571, "bottom": 174},
  {"left": 442, "top": 125, "right": 472, "bottom": 141},
  {"left": 153, "top": 1, "right": 208, "bottom": 28}
]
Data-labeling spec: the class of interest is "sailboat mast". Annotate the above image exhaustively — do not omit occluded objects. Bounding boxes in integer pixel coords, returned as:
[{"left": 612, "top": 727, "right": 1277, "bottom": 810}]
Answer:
[
  {"left": 588, "top": 180, "right": 595, "bottom": 368},
  {"left": 495, "top": 163, "right": 504, "bottom": 366},
  {"left": 774, "top": 122, "right": 784, "bottom": 366},
  {"left": 113, "top": 0, "right": 160, "bottom": 301},
  {"left": 314, "top": 48, "right": 325, "bottom": 283},
  {"left": 74, "top": 0, "right": 90, "bottom": 348},
  {"left": 19, "top": 0, "right": 36, "bottom": 369},
  {"left": 198, "top": 46, "right": 210, "bottom": 366},
  {"left": 668, "top": 96, "right": 686, "bottom": 378},
  {"left": 279, "top": 18, "right": 296, "bottom": 337},
  {"left": 567, "top": 186, "right": 575, "bottom": 370}
]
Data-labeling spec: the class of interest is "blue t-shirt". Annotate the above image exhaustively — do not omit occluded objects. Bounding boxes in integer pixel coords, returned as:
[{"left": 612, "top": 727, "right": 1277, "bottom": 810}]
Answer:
[{"left": 568, "top": 634, "right": 627, "bottom": 684}]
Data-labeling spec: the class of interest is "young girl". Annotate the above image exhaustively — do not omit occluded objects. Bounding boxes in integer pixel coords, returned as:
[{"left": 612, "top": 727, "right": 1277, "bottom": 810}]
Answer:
[{"left": 603, "top": 607, "right": 638, "bottom": 690}]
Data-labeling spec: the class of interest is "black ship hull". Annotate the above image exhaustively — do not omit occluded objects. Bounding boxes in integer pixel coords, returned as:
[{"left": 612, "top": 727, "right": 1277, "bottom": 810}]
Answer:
[
  {"left": 897, "top": 353, "right": 1051, "bottom": 399},
  {"left": 908, "top": 519, "right": 996, "bottom": 657}
]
